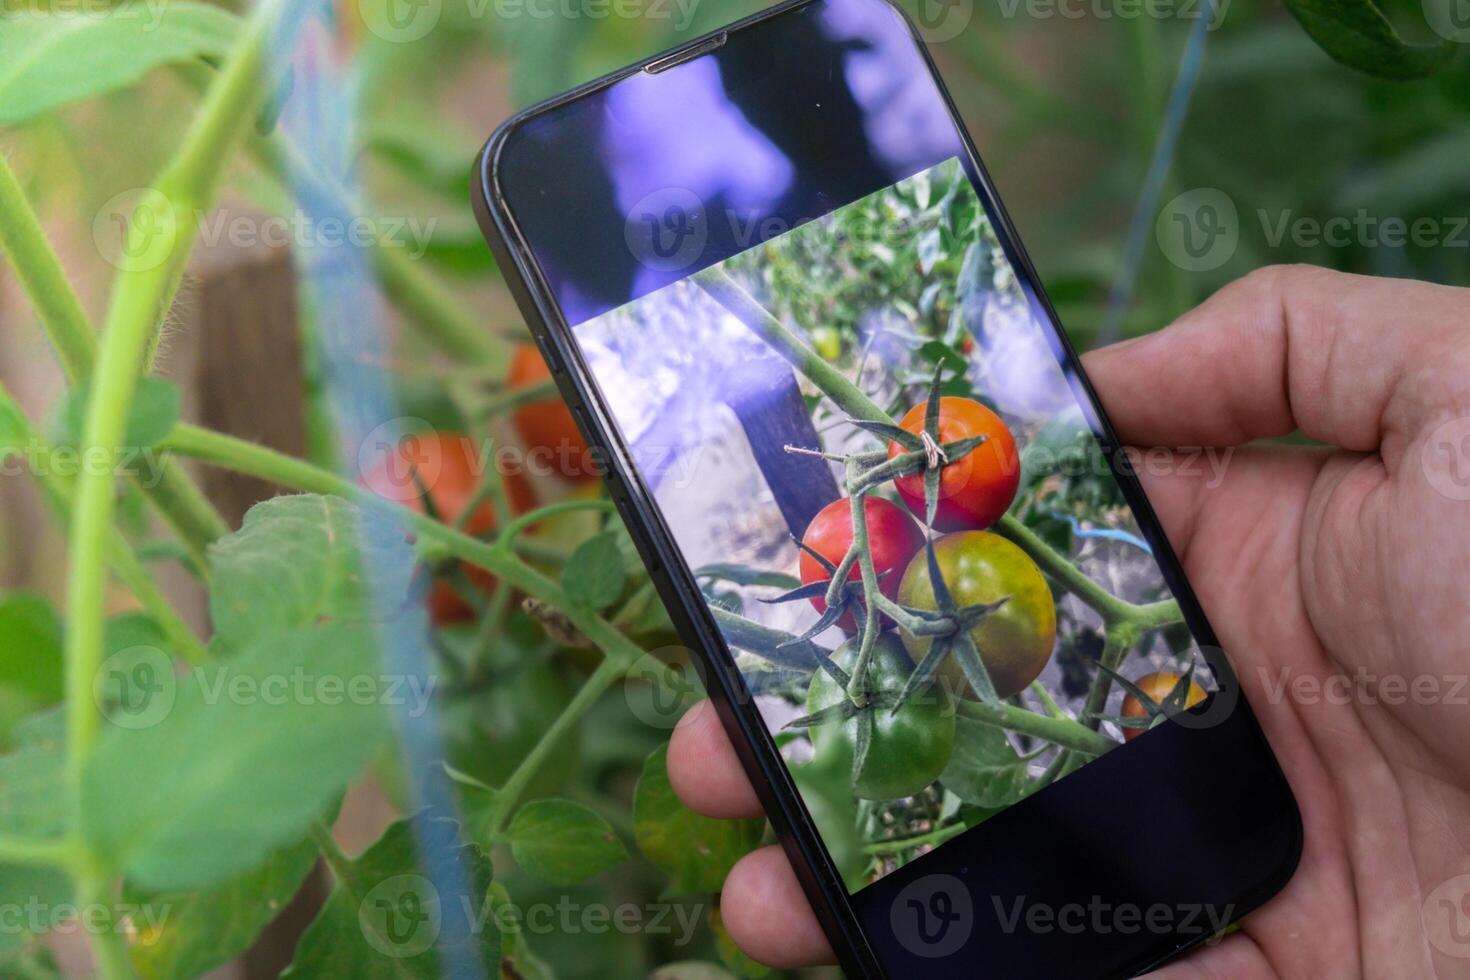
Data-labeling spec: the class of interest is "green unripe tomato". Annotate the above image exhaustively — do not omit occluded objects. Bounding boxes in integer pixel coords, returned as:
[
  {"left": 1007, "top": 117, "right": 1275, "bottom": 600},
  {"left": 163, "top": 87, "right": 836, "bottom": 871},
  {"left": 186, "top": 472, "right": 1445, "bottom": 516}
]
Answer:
[
  {"left": 897, "top": 530, "right": 1057, "bottom": 699},
  {"left": 805, "top": 635, "right": 956, "bottom": 801}
]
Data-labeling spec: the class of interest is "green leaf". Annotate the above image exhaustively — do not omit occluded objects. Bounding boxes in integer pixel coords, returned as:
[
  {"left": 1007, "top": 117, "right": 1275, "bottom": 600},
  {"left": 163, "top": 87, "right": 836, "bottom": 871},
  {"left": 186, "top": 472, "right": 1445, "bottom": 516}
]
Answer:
[
  {"left": 0, "top": 711, "right": 71, "bottom": 954},
  {"left": 1282, "top": 0, "right": 1456, "bottom": 80},
  {"left": 0, "top": 594, "right": 63, "bottom": 702},
  {"left": 54, "top": 376, "right": 181, "bottom": 451},
  {"left": 633, "top": 745, "right": 763, "bottom": 895},
  {"left": 282, "top": 819, "right": 498, "bottom": 978},
  {"left": 560, "top": 531, "right": 626, "bottom": 610},
  {"left": 127, "top": 837, "right": 319, "bottom": 980},
  {"left": 940, "top": 716, "right": 1032, "bottom": 808},
  {"left": 208, "top": 495, "right": 416, "bottom": 654},
  {"left": 81, "top": 623, "right": 389, "bottom": 890},
  {"left": 0, "top": 4, "right": 240, "bottom": 125},
  {"left": 505, "top": 799, "right": 628, "bottom": 885}
]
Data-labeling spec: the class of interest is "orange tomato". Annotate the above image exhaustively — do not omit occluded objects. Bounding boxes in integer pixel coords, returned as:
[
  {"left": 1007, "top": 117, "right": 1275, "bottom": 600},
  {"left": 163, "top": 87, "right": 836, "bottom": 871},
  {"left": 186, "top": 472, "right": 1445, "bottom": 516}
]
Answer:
[
  {"left": 1120, "top": 671, "right": 1207, "bottom": 742},
  {"left": 889, "top": 396, "right": 1020, "bottom": 532},
  {"left": 508, "top": 343, "right": 596, "bottom": 483},
  {"left": 361, "top": 431, "right": 534, "bottom": 623}
]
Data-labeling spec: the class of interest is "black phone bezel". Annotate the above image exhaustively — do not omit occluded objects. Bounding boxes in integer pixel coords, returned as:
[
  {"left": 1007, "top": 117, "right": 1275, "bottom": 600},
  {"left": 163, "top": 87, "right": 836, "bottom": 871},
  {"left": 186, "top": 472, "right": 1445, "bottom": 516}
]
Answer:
[{"left": 470, "top": 3, "right": 1302, "bottom": 975}]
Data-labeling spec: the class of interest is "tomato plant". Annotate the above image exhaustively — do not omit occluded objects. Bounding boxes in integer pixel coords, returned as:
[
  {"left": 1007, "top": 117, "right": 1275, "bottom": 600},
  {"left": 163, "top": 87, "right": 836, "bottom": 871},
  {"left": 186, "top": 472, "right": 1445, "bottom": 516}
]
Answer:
[
  {"left": 361, "top": 431, "right": 535, "bottom": 623},
  {"left": 8, "top": 0, "right": 1432, "bottom": 960},
  {"left": 889, "top": 396, "right": 1020, "bottom": 531},
  {"left": 804, "top": 636, "right": 955, "bottom": 801},
  {"left": 798, "top": 496, "right": 924, "bottom": 632}
]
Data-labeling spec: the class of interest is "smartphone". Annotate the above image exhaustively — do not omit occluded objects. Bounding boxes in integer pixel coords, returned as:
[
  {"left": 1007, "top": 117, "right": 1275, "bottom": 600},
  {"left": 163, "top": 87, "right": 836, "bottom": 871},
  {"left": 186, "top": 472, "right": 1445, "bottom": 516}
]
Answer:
[{"left": 472, "top": 2, "right": 1301, "bottom": 974}]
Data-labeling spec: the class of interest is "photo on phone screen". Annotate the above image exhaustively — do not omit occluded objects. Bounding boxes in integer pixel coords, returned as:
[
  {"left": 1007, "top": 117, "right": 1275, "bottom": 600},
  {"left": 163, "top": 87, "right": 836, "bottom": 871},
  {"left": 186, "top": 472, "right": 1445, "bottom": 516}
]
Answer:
[{"left": 565, "top": 155, "right": 1217, "bottom": 894}]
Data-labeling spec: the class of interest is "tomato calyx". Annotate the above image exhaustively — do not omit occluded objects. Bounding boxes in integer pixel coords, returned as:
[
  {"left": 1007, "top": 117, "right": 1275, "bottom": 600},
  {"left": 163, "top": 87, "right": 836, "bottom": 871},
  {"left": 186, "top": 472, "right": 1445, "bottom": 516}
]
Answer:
[
  {"left": 891, "top": 538, "right": 1012, "bottom": 708},
  {"left": 846, "top": 366, "right": 993, "bottom": 527},
  {"left": 1098, "top": 665, "right": 1206, "bottom": 740},
  {"left": 759, "top": 534, "right": 897, "bottom": 646}
]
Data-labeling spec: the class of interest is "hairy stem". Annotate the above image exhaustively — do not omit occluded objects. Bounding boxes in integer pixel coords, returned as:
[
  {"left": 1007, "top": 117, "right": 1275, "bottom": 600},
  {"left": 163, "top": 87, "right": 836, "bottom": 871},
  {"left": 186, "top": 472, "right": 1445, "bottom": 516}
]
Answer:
[
  {"left": 0, "top": 151, "right": 227, "bottom": 568},
  {"left": 63, "top": 8, "right": 295, "bottom": 976}
]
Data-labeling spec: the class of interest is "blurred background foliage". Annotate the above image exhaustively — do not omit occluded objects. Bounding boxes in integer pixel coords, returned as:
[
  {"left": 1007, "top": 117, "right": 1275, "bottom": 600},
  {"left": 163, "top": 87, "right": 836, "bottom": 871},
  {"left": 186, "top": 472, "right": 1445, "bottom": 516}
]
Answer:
[{"left": 1, "top": 0, "right": 1467, "bottom": 975}]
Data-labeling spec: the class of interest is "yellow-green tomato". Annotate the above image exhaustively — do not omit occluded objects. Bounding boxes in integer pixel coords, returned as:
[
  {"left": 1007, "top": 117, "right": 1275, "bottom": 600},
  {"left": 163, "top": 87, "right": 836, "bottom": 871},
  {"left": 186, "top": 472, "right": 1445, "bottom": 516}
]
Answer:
[
  {"left": 805, "top": 635, "right": 956, "bottom": 801},
  {"left": 896, "top": 531, "right": 1057, "bottom": 699}
]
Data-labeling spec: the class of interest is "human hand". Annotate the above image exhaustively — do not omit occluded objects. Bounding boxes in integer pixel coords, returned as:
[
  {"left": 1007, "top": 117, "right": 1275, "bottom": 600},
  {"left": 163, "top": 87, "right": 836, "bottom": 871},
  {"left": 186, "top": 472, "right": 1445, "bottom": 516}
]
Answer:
[{"left": 667, "top": 265, "right": 1470, "bottom": 975}]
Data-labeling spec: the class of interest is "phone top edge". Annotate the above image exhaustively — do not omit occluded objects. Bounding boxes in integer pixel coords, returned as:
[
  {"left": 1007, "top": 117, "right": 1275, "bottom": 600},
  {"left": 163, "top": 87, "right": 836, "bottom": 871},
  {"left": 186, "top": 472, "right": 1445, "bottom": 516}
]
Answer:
[{"left": 476, "top": 0, "right": 822, "bottom": 212}]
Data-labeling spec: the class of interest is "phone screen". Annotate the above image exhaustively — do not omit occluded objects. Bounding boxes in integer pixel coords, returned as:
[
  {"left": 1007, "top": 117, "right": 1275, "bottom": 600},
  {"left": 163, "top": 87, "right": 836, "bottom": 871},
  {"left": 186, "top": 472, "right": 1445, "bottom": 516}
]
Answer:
[{"left": 492, "top": 0, "right": 1244, "bottom": 911}]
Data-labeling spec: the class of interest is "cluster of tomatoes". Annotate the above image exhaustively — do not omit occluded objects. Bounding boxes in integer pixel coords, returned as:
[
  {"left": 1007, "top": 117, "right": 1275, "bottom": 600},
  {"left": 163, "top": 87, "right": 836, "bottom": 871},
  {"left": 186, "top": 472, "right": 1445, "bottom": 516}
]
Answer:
[
  {"left": 794, "top": 395, "right": 1063, "bottom": 798},
  {"left": 361, "top": 344, "right": 594, "bottom": 624},
  {"left": 798, "top": 396, "right": 1053, "bottom": 695}
]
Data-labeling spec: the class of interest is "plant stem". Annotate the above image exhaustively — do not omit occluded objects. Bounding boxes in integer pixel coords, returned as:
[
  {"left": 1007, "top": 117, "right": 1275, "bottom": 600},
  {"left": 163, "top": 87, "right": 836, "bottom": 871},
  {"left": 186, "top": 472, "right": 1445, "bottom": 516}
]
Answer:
[
  {"left": 0, "top": 152, "right": 95, "bottom": 381},
  {"left": 493, "top": 499, "right": 616, "bottom": 553},
  {"left": 706, "top": 605, "right": 823, "bottom": 673},
  {"left": 956, "top": 698, "right": 1117, "bottom": 757},
  {"left": 75, "top": 867, "right": 130, "bottom": 980},
  {"left": 0, "top": 385, "right": 208, "bottom": 663},
  {"left": 0, "top": 150, "right": 227, "bottom": 568},
  {"left": 62, "top": 10, "right": 294, "bottom": 976},
  {"left": 308, "top": 821, "right": 354, "bottom": 881},
  {"left": 158, "top": 423, "right": 649, "bottom": 668},
  {"left": 995, "top": 514, "right": 1135, "bottom": 622},
  {"left": 0, "top": 835, "right": 78, "bottom": 869},
  {"left": 862, "top": 819, "right": 968, "bottom": 855},
  {"left": 1078, "top": 623, "right": 1138, "bottom": 731},
  {"left": 1029, "top": 681, "right": 1067, "bottom": 720},
  {"left": 693, "top": 268, "right": 894, "bottom": 426},
  {"left": 488, "top": 654, "right": 629, "bottom": 837}
]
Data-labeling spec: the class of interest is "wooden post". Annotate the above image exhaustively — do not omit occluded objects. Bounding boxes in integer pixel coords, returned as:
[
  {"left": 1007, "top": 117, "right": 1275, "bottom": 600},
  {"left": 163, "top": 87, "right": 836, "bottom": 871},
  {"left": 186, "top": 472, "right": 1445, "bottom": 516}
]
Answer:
[
  {"left": 723, "top": 359, "right": 841, "bottom": 538},
  {"left": 173, "top": 225, "right": 309, "bottom": 528}
]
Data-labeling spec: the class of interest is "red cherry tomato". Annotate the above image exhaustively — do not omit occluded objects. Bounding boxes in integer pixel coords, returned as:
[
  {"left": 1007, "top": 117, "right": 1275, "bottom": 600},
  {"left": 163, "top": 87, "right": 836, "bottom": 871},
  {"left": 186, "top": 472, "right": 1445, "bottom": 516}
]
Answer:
[
  {"left": 508, "top": 343, "right": 596, "bottom": 483},
  {"left": 798, "top": 497, "right": 925, "bottom": 633},
  {"left": 362, "top": 431, "right": 535, "bottom": 624},
  {"left": 888, "top": 396, "right": 1020, "bottom": 532}
]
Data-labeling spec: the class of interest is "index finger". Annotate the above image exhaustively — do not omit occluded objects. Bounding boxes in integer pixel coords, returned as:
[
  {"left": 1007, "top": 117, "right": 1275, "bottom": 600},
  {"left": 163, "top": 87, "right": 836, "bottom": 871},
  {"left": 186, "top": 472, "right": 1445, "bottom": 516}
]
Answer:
[{"left": 1081, "top": 265, "right": 1470, "bottom": 457}]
